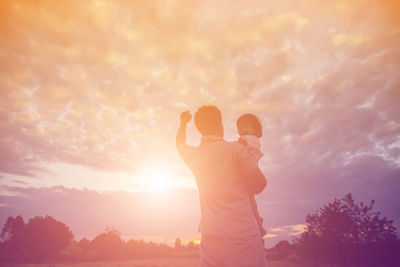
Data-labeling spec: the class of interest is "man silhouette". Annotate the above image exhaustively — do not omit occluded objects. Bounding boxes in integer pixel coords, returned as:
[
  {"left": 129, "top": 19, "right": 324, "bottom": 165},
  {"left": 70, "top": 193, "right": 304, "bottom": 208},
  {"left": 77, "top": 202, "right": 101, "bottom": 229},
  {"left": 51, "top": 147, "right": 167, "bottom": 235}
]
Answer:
[{"left": 176, "top": 106, "right": 267, "bottom": 267}]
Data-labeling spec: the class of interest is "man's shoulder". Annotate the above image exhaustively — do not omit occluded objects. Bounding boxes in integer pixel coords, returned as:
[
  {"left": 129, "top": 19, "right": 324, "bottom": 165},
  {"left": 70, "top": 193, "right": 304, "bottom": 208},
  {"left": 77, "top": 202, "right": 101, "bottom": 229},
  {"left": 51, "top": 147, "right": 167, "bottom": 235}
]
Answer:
[
  {"left": 226, "top": 140, "right": 245, "bottom": 149},
  {"left": 179, "top": 140, "right": 242, "bottom": 154},
  {"left": 218, "top": 140, "right": 245, "bottom": 153},
  {"left": 177, "top": 143, "right": 198, "bottom": 157},
  {"left": 177, "top": 143, "right": 198, "bottom": 149}
]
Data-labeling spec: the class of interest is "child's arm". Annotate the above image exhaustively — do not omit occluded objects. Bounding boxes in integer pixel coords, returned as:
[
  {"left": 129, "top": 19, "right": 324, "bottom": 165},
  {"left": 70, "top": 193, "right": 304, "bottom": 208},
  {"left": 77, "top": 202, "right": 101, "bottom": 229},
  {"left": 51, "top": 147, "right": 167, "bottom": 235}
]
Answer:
[
  {"left": 238, "top": 137, "right": 264, "bottom": 163},
  {"left": 247, "top": 146, "right": 263, "bottom": 162}
]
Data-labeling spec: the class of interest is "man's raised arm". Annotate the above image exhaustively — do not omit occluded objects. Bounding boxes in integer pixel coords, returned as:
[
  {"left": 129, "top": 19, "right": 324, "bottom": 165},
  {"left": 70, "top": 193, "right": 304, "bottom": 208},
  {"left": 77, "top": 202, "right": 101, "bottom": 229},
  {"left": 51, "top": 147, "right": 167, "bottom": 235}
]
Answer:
[{"left": 176, "top": 111, "right": 192, "bottom": 148}]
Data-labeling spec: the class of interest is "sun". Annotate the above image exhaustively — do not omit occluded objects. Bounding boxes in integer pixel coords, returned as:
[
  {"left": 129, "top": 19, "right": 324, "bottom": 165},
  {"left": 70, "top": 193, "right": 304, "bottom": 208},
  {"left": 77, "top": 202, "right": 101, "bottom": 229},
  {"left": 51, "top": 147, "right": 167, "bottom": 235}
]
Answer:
[{"left": 139, "top": 168, "right": 173, "bottom": 191}]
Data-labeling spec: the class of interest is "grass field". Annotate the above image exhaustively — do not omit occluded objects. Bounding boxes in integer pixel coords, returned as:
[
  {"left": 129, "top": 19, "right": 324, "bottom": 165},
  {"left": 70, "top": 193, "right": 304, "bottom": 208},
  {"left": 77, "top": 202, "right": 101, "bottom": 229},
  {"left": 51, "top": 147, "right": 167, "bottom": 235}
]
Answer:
[{"left": 19, "top": 259, "right": 306, "bottom": 267}]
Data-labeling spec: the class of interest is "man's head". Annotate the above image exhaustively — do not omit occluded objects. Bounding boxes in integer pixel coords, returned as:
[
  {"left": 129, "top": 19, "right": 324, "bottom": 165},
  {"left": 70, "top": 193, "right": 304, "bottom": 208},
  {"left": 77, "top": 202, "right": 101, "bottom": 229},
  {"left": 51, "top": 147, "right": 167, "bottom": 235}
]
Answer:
[
  {"left": 237, "top": 113, "right": 262, "bottom": 137},
  {"left": 194, "top": 105, "right": 224, "bottom": 137}
]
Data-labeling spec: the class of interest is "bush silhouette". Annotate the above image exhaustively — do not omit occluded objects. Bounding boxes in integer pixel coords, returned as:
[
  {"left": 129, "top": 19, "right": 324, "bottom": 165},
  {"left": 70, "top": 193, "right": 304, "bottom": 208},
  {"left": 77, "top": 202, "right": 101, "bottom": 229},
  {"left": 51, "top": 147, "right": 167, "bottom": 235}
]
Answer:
[
  {"left": 266, "top": 240, "right": 296, "bottom": 261},
  {"left": 89, "top": 228, "right": 123, "bottom": 260}
]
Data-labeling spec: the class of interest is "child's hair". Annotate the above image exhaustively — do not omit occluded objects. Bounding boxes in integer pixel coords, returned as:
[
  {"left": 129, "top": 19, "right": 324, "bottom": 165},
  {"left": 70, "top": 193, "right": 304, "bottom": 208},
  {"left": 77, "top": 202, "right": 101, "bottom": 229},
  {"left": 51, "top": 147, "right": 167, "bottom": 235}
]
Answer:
[{"left": 237, "top": 113, "right": 262, "bottom": 137}]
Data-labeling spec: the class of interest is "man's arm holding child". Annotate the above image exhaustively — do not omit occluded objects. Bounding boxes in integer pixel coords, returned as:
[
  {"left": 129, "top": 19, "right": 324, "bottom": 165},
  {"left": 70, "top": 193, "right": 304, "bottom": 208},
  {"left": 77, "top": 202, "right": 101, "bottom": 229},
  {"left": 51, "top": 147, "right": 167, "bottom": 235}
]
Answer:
[
  {"left": 242, "top": 166, "right": 267, "bottom": 195},
  {"left": 235, "top": 145, "right": 267, "bottom": 195}
]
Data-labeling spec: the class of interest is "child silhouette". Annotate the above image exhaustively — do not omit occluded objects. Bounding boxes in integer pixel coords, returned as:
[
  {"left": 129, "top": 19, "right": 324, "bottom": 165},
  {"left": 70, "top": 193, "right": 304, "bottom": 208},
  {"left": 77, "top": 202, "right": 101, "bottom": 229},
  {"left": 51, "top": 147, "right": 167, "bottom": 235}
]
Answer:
[{"left": 237, "top": 113, "right": 267, "bottom": 240}]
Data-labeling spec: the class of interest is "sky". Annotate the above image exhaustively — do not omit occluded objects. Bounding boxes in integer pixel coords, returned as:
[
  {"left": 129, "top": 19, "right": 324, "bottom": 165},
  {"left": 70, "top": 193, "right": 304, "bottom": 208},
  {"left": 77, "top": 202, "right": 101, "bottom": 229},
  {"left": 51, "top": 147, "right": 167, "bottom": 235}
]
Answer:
[{"left": 0, "top": 0, "right": 400, "bottom": 248}]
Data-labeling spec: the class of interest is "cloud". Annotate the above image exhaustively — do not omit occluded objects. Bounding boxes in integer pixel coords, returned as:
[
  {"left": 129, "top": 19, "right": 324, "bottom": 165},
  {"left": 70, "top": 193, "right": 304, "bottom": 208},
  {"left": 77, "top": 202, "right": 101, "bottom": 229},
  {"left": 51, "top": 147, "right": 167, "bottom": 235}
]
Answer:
[
  {"left": 0, "top": 0, "right": 399, "bottom": 243},
  {"left": 1, "top": 0, "right": 398, "bottom": 174},
  {"left": 269, "top": 224, "right": 306, "bottom": 236}
]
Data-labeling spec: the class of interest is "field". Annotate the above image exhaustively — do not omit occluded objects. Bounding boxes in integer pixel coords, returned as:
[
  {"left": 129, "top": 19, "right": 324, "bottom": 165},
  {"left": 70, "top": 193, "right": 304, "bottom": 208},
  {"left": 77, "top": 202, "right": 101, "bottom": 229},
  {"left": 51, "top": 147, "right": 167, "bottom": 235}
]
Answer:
[{"left": 19, "top": 259, "right": 306, "bottom": 267}]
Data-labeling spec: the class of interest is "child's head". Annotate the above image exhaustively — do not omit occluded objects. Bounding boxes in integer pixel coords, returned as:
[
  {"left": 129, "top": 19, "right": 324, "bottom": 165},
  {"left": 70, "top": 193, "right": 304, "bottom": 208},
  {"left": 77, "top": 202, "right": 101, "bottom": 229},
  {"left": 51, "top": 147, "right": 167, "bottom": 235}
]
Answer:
[{"left": 237, "top": 113, "right": 262, "bottom": 138}]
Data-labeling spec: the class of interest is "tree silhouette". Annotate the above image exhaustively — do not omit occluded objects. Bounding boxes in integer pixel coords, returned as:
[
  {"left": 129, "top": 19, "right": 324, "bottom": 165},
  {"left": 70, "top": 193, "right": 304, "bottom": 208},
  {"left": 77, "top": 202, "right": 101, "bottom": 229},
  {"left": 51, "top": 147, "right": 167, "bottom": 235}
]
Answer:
[
  {"left": 296, "top": 193, "right": 399, "bottom": 266},
  {"left": 174, "top": 237, "right": 182, "bottom": 250},
  {"left": 1, "top": 215, "right": 24, "bottom": 242},
  {"left": 188, "top": 240, "right": 195, "bottom": 250},
  {"left": 1, "top": 215, "right": 73, "bottom": 262},
  {"left": 77, "top": 237, "right": 90, "bottom": 251},
  {"left": 1, "top": 215, "right": 26, "bottom": 262},
  {"left": 0, "top": 215, "right": 196, "bottom": 263}
]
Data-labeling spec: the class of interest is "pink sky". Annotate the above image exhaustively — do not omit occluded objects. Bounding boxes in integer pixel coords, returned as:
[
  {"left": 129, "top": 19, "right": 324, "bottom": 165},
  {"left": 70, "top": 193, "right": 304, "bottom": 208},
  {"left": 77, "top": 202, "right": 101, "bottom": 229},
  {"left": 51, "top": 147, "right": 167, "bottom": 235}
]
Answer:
[{"left": 1, "top": 0, "right": 400, "bottom": 247}]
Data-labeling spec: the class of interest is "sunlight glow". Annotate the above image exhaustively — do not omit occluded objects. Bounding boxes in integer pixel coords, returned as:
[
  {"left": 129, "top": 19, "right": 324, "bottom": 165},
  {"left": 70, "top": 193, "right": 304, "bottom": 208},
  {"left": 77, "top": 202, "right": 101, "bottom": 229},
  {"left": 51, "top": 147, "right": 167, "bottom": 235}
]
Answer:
[{"left": 139, "top": 168, "right": 173, "bottom": 191}]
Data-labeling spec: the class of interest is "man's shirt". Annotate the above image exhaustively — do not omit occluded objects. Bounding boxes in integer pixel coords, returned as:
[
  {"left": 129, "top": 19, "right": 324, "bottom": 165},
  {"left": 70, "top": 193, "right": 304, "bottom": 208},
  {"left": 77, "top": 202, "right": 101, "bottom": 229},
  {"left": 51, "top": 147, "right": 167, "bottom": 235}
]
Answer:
[{"left": 177, "top": 135, "right": 261, "bottom": 238}]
